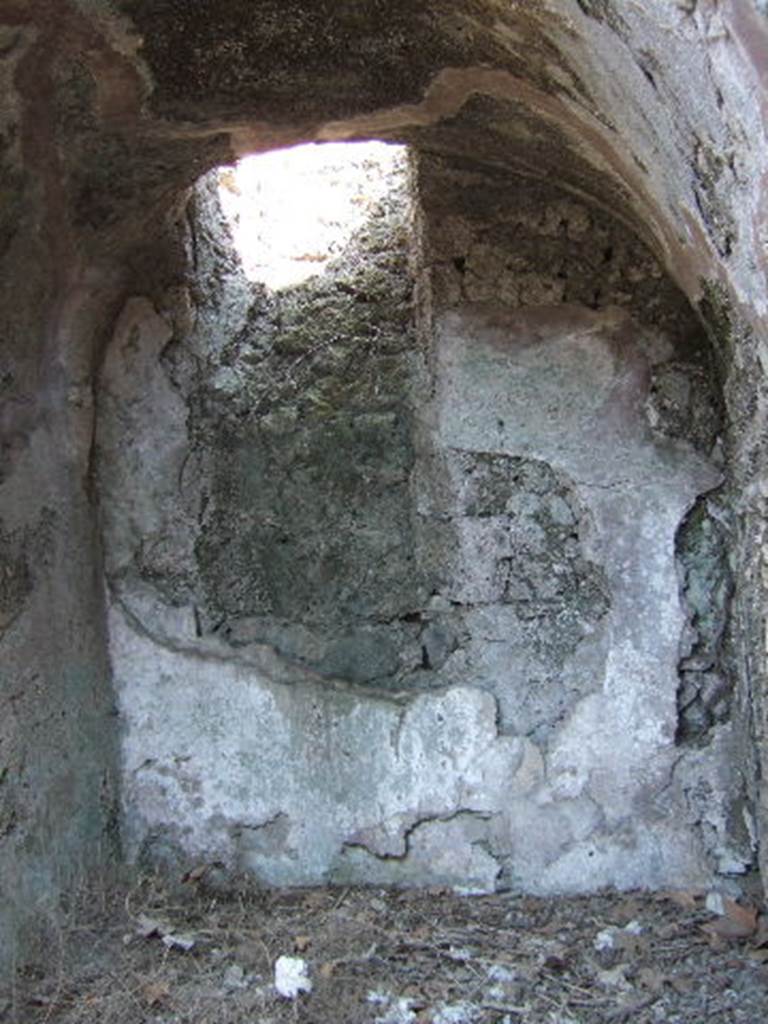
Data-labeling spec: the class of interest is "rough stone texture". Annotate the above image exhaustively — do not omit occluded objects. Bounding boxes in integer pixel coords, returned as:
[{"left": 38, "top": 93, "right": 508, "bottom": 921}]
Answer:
[
  {"left": 0, "top": 7, "right": 121, "bottom": 972},
  {"left": 97, "top": 159, "right": 748, "bottom": 895},
  {"left": 2, "top": 0, "right": 768, "bottom": 975},
  {"left": 98, "top": 165, "right": 429, "bottom": 689},
  {"left": 417, "top": 156, "right": 704, "bottom": 350},
  {"left": 675, "top": 495, "right": 734, "bottom": 745}
]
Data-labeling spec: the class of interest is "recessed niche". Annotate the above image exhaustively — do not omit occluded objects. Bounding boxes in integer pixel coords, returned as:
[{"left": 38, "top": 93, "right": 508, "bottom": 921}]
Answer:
[{"left": 93, "top": 144, "right": 748, "bottom": 895}]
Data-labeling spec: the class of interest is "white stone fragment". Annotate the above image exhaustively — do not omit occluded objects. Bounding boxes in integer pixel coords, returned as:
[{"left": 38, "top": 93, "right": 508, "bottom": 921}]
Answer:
[
  {"left": 222, "top": 963, "right": 249, "bottom": 991},
  {"left": 486, "top": 964, "right": 515, "bottom": 983},
  {"left": 367, "top": 991, "right": 392, "bottom": 1005},
  {"left": 706, "top": 891, "right": 726, "bottom": 915},
  {"left": 274, "top": 955, "right": 312, "bottom": 998},
  {"left": 594, "top": 919, "right": 643, "bottom": 952},
  {"left": 373, "top": 997, "right": 417, "bottom": 1024},
  {"left": 447, "top": 946, "right": 473, "bottom": 961},
  {"left": 161, "top": 931, "right": 196, "bottom": 951},
  {"left": 593, "top": 927, "right": 616, "bottom": 951}
]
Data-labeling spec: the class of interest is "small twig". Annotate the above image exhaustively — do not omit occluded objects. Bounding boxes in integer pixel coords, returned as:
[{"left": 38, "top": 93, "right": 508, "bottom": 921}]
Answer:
[
  {"left": 331, "top": 887, "right": 351, "bottom": 911},
  {"left": 541, "top": 970, "right": 599, "bottom": 999},
  {"left": 536, "top": 989, "right": 570, "bottom": 1011},
  {"left": 481, "top": 1003, "right": 528, "bottom": 1016},
  {"left": 325, "top": 942, "right": 379, "bottom": 970},
  {"left": 103, "top": 968, "right": 147, "bottom": 1016}
]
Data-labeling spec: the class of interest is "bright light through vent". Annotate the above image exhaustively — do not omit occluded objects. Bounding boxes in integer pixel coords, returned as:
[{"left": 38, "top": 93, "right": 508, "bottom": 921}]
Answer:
[{"left": 217, "top": 141, "right": 408, "bottom": 290}]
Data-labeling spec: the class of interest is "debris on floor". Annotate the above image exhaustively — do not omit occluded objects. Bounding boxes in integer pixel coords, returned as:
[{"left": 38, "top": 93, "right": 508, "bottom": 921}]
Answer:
[{"left": 3, "top": 875, "right": 767, "bottom": 1023}]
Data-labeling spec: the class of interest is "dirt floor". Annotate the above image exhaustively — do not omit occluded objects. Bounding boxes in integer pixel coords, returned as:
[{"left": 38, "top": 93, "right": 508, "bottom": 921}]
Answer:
[{"left": 2, "top": 873, "right": 768, "bottom": 1024}]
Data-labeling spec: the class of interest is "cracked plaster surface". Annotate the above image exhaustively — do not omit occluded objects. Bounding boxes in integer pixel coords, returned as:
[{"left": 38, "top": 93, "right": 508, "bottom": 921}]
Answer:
[
  {"left": 107, "top": 297, "right": 727, "bottom": 893},
  {"left": 113, "top": 596, "right": 715, "bottom": 893},
  {"left": 3, "top": 0, "right": 768, "bottom": 983},
  {"left": 114, "top": 599, "right": 522, "bottom": 891},
  {"left": 85, "top": 2, "right": 762, "bottom": 894}
]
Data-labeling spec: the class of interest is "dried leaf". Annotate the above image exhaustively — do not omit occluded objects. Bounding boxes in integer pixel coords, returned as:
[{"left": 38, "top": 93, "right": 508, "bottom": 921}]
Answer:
[
  {"left": 753, "top": 915, "right": 768, "bottom": 949},
  {"left": 540, "top": 919, "right": 564, "bottom": 937},
  {"left": 616, "top": 932, "right": 648, "bottom": 957},
  {"left": 302, "top": 891, "right": 327, "bottom": 911},
  {"left": 612, "top": 897, "right": 642, "bottom": 922},
  {"left": 670, "top": 974, "right": 695, "bottom": 994},
  {"left": 401, "top": 984, "right": 427, "bottom": 1009},
  {"left": 702, "top": 928, "right": 727, "bottom": 950},
  {"left": 294, "top": 935, "right": 312, "bottom": 953},
  {"left": 319, "top": 961, "right": 336, "bottom": 979},
  {"left": 661, "top": 890, "right": 700, "bottom": 910},
  {"left": 702, "top": 900, "right": 758, "bottom": 940},
  {"left": 542, "top": 954, "right": 568, "bottom": 973},
  {"left": 142, "top": 981, "right": 170, "bottom": 1007}
]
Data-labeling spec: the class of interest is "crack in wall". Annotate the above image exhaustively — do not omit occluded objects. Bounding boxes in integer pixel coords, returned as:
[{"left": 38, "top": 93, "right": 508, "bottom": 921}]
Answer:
[{"left": 342, "top": 808, "right": 496, "bottom": 863}]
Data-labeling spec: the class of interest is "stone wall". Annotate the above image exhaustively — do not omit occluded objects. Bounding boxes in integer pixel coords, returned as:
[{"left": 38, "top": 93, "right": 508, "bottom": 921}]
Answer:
[
  {"left": 95, "top": 152, "right": 752, "bottom": 894},
  {"left": 0, "top": 20, "right": 120, "bottom": 970},
  {"left": 2, "top": 0, "right": 768, "bottom": 978}
]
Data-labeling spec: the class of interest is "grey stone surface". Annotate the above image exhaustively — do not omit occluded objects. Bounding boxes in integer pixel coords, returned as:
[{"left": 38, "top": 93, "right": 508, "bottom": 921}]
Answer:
[
  {"left": 98, "top": 163, "right": 737, "bottom": 893},
  {"left": 675, "top": 496, "right": 733, "bottom": 744},
  {"left": 3, "top": 0, "right": 768, "bottom": 975}
]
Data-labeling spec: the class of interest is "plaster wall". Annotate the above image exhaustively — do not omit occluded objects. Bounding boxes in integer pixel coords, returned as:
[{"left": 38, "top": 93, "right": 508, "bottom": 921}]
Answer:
[
  {"left": 1, "top": 0, "right": 768, "bottom": 977},
  {"left": 99, "top": 162, "right": 748, "bottom": 894}
]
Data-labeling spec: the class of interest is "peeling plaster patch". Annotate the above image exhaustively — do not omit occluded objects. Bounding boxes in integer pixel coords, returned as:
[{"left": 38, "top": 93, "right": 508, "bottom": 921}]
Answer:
[
  {"left": 675, "top": 723, "right": 757, "bottom": 876},
  {"left": 517, "top": 824, "right": 711, "bottom": 895},
  {"left": 113, "top": 602, "right": 523, "bottom": 886},
  {"left": 334, "top": 812, "right": 501, "bottom": 894},
  {"left": 425, "top": 303, "right": 721, "bottom": 888}
]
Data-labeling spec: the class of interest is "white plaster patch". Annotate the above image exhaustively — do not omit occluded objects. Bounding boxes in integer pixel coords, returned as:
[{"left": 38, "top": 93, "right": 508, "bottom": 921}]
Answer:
[
  {"left": 112, "top": 603, "right": 522, "bottom": 886},
  {"left": 428, "top": 305, "right": 720, "bottom": 891}
]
